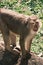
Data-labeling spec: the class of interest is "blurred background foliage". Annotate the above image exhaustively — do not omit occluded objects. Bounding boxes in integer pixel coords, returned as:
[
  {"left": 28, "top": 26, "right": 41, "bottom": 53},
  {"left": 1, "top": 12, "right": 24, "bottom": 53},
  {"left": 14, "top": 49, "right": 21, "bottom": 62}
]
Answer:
[{"left": 0, "top": 0, "right": 43, "bottom": 54}]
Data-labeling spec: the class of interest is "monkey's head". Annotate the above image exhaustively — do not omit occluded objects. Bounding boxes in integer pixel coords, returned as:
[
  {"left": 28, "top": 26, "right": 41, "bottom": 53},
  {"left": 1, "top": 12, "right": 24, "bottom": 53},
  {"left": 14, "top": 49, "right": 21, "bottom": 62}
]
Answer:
[{"left": 27, "top": 15, "right": 42, "bottom": 35}]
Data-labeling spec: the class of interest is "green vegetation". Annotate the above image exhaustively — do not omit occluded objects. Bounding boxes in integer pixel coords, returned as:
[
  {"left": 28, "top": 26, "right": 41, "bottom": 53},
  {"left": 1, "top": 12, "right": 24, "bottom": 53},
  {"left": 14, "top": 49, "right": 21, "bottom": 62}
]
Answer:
[{"left": 0, "top": 0, "right": 43, "bottom": 54}]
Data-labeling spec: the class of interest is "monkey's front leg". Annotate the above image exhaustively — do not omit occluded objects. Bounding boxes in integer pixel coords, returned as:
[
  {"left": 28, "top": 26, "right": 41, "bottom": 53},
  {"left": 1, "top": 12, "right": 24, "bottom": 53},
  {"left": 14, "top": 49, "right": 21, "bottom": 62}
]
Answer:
[
  {"left": 25, "top": 33, "right": 35, "bottom": 52},
  {"left": 19, "top": 36, "right": 31, "bottom": 65},
  {"left": 25, "top": 36, "right": 32, "bottom": 52}
]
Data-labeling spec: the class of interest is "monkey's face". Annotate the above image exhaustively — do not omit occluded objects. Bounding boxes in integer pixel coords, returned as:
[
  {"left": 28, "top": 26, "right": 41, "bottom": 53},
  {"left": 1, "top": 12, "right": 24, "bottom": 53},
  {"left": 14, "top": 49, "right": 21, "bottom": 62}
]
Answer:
[
  {"left": 30, "top": 18, "right": 39, "bottom": 32},
  {"left": 28, "top": 15, "right": 42, "bottom": 35}
]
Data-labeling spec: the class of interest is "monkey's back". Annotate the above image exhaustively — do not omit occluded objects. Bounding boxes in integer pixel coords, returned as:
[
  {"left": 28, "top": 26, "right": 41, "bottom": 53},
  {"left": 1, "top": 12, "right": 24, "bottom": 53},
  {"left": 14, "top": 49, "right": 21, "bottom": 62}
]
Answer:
[{"left": 0, "top": 8, "right": 29, "bottom": 35}]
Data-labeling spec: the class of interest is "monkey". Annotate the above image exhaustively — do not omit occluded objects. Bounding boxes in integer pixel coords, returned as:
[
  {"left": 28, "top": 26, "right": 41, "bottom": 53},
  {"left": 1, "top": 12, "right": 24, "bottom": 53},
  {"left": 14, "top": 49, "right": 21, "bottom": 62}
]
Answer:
[{"left": 0, "top": 8, "right": 42, "bottom": 64}]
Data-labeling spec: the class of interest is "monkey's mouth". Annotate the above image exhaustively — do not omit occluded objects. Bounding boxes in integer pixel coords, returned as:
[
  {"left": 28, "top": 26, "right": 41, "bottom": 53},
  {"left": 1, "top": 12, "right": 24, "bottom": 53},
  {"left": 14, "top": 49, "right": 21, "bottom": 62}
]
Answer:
[
  {"left": 33, "top": 23, "right": 39, "bottom": 31},
  {"left": 33, "top": 26, "right": 38, "bottom": 31}
]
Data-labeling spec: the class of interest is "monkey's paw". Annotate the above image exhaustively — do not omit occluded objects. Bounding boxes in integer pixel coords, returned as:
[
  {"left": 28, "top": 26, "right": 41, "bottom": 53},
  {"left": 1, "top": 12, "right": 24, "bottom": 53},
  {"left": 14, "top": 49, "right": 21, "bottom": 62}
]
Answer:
[
  {"left": 25, "top": 51, "right": 31, "bottom": 60},
  {"left": 19, "top": 52, "right": 31, "bottom": 65}
]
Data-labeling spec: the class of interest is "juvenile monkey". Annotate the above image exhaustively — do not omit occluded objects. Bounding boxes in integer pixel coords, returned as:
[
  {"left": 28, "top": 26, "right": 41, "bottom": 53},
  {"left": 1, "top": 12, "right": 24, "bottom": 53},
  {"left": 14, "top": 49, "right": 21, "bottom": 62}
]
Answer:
[{"left": 0, "top": 8, "right": 42, "bottom": 64}]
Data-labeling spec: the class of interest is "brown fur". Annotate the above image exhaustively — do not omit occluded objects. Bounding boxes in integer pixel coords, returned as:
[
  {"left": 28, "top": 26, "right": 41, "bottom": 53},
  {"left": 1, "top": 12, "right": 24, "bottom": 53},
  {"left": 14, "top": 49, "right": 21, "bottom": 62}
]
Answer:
[
  {"left": 10, "top": 31, "right": 16, "bottom": 47},
  {"left": 0, "top": 8, "right": 41, "bottom": 56}
]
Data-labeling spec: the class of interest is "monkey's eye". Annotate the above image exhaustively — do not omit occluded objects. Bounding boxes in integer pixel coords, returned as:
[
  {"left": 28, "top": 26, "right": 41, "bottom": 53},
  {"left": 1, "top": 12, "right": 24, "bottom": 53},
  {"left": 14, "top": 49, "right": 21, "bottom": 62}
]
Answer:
[
  {"left": 31, "top": 23, "right": 34, "bottom": 25},
  {"left": 36, "top": 22, "right": 39, "bottom": 24},
  {"left": 32, "top": 23, "right": 34, "bottom": 24}
]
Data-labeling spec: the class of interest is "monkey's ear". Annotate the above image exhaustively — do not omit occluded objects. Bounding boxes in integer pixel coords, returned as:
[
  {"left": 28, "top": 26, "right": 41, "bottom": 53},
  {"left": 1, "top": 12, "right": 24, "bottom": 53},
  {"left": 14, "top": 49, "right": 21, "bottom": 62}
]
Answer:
[
  {"left": 25, "top": 17, "right": 31, "bottom": 26},
  {"left": 27, "top": 17, "right": 31, "bottom": 22}
]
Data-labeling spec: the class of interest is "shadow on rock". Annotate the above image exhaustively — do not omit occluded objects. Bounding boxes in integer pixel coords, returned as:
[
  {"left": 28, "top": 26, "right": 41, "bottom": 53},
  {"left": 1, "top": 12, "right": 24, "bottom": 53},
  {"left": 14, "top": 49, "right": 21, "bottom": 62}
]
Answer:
[{"left": 0, "top": 50, "right": 20, "bottom": 65}]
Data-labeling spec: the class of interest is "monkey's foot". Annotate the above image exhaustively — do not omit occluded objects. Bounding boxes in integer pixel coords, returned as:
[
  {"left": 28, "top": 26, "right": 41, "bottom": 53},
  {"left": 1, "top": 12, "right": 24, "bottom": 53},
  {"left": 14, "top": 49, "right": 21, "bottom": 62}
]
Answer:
[
  {"left": 19, "top": 52, "right": 31, "bottom": 65},
  {"left": 13, "top": 47, "right": 21, "bottom": 53},
  {"left": 25, "top": 51, "right": 31, "bottom": 59}
]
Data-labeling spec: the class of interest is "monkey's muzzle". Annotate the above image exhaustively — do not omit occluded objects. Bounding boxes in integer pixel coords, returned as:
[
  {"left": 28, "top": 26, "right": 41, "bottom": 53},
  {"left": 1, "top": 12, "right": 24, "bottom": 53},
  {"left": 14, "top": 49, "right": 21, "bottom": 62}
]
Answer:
[{"left": 33, "top": 22, "right": 39, "bottom": 31}]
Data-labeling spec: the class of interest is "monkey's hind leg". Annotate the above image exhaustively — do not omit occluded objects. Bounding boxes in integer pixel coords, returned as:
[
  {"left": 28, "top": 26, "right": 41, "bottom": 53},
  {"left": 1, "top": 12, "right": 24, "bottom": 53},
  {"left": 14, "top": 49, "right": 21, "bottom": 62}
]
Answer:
[
  {"left": 0, "top": 20, "right": 12, "bottom": 52},
  {"left": 0, "top": 20, "right": 20, "bottom": 62}
]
